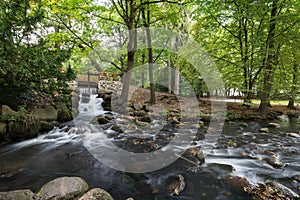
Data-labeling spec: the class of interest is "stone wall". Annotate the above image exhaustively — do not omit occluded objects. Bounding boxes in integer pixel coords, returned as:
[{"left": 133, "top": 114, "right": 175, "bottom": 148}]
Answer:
[{"left": 97, "top": 80, "right": 122, "bottom": 111}]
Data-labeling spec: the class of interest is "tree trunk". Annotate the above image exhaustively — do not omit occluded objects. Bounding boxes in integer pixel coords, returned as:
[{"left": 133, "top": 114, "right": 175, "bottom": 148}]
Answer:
[
  {"left": 118, "top": 28, "right": 137, "bottom": 111},
  {"left": 168, "top": 58, "right": 173, "bottom": 94},
  {"left": 145, "top": 27, "right": 155, "bottom": 104},
  {"left": 287, "top": 52, "right": 298, "bottom": 109},
  {"left": 259, "top": 0, "right": 278, "bottom": 111},
  {"left": 174, "top": 69, "right": 180, "bottom": 95},
  {"left": 142, "top": 7, "right": 155, "bottom": 104}
]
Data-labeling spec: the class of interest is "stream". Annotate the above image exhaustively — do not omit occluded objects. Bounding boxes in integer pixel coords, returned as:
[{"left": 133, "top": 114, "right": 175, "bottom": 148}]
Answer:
[{"left": 0, "top": 88, "right": 299, "bottom": 200}]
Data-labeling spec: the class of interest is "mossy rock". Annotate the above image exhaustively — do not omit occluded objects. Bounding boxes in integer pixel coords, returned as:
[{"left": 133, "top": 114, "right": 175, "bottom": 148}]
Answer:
[
  {"left": 56, "top": 104, "right": 74, "bottom": 122},
  {"left": 31, "top": 106, "right": 58, "bottom": 121},
  {"left": 8, "top": 114, "right": 40, "bottom": 140}
]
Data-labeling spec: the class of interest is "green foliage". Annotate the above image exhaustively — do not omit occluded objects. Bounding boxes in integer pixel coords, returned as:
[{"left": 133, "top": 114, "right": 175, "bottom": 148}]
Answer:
[{"left": 0, "top": 0, "right": 75, "bottom": 109}]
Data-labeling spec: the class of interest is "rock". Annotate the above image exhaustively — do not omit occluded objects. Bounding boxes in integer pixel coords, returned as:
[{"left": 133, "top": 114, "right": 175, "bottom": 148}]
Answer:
[
  {"left": 40, "top": 121, "right": 55, "bottom": 132},
  {"left": 37, "top": 176, "right": 89, "bottom": 200},
  {"left": 266, "top": 181, "right": 299, "bottom": 199},
  {"left": 139, "top": 116, "right": 152, "bottom": 123},
  {"left": 169, "top": 116, "right": 181, "bottom": 124},
  {"left": 8, "top": 115, "right": 40, "bottom": 140},
  {"left": 97, "top": 116, "right": 111, "bottom": 124},
  {"left": 245, "top": 181, "right": 300, "bottom": 199},
  {"left": 0, "top": 189, "right": 36, "bottom": 200},
  {"left": 166, "top": 174, "right": 185, "bottom": 196},
  {"left": 1, "top": 105, "right": 17, "bottom": 116},
  {"left": 259, "top": 128, "right": 269, "bottom": 133},
  {"left": 132, "top": 102, "right": 143, "bottom": 110},
  {"left": 151, "top": 189, "right": 160, "bottom": 195},
  {"left": 240, "top": 122, "right": 248, "bottom": 127},
  {"left": 286, "top": 132, "right": 300, "bottom": 138},
  {"left": 111, "top": 124, "right": 124, "bottom": 133},
  {"left": 31, "top": 106, "right": 58, "bottom": 121},
  {"left": 0, "top": 123, "right": 7, "bottom": 136},
  {"left": 78, "top": 188, "right": 114, "bottom": 200},
  {"left": 56, "top": 104, "right": 73, "bottom": 122},
  {"left": 135, "top": 120, "right": 150, "bottom": 128},
  {"left": 267, "top": 122, "right": 280, "bottom": 128},
  {"left": 266, "top": 155, "right": 284, "bottom": 168},
  {"left": 133, "top": 110, "right": 147, "bottom": 117},
  {"left": 223, "top": 176, "right": 251, "bottom": 191},
  {"left": 185, "top": 147, "right": 205, "bottom": 164}
]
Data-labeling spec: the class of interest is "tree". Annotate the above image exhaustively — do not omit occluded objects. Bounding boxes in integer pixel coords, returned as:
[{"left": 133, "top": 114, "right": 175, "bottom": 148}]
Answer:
[
  {"left": 192, "top": 0, "right": 300, "bottom": 107},
  {"left": 0, "top": 0, "right": 73, "bottom": 109}
]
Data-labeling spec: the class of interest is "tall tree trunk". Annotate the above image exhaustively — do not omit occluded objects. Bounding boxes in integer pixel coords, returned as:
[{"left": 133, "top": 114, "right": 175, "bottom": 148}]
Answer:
[
  {"left": 142, "top": 6, "right": 156, "bottom": 104},
  {"left": 287, "top": 52, "right": 298, "bottom": 109},
  {"left": 259, "top": 0, "right": 278, "bottom": 111},
  {"left": 174, "top": 69, "right": 180, "bottom": 95},
  {"left": 119, "top": 28, "right": 137, "bottom": 110},
  {"left": 168, "top": 58, "right": 173, "bottom": 94}
]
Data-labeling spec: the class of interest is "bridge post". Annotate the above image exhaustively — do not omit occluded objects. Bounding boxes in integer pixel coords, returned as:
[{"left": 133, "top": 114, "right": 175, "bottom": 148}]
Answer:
[{"left": 88, "top": 70, "right": 90, "bottom": 93}]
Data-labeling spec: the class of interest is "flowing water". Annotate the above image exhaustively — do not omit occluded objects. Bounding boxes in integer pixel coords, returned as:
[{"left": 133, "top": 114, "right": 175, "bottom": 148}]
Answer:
[{"left": 0, "top": 88, "right": 299, "bottom": 199}]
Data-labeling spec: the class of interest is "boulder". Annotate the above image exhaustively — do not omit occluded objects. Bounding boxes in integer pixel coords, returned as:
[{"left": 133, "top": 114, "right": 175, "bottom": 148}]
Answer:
[
  {"left": 240, "top": 122, "right": 248, "bottom": 127},
  {"left": 132, "top": 102, "right": 143, "bottom": 110},
  {"left": 139, "top": 116, "right": 152, "bottom": 123},
  {"left": 286, "top": 132, "right": 300, "bottom": 138},
  {"left": 223, "top": 176, "right": 251, "bottom": 191},
  {"left": 1, "top": 105, "right": 17, "bottom": 116},
  {"left": 56, "top": 104, "right": 73, "bottom": 122},
  {"left": 259, "top": 128, "right": 269, "bottom": 133},
  {"left": 0, "top": 189, "right": 36, "bottom": 200},
  {"left": 8, "top": 115, "right": 40, "bottom": 140},
  {"left": 40, "top": 121, "right": 55, "bottom": 132},
  {"left": 111, "top": 124, "right": 124, "bottom": 133},
  {"left": 267, "top": 122, "right": 280, "bottom": 128},
  {"left": 133, "top": 110, "right": 147, "bottom": 117},
  {"left": 165, "top": 174, "right": 185, "bottom": 196},
  {"left": 78, "top": 188, "right": 114, "bottom": 200},
  {"left": 31, "top": 106, "right": 58, "bottom": 121},
  {"left": 0, "top": 123, "right": 7, "bottom": 136},
  {"left": 37, "top": 177, "right": 89, "bottom": 200},
  {"left": 97, "top": 116, "right": 111, "bottom": 124}
]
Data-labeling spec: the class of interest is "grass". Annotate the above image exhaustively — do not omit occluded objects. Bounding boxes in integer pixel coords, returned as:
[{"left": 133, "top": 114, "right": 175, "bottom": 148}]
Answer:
[{"left": 250, "top": 99, "right": 300, "bottom": 106}]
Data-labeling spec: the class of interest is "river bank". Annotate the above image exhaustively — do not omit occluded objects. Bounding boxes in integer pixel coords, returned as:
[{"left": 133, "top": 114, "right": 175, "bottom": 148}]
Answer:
[{"left": 0, "top": 86, "right": 299, "bottom": 200}]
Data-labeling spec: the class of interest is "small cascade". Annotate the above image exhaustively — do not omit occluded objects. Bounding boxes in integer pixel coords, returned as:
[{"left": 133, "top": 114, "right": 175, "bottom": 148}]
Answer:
[{"left": 76, "top": 87, "right": 105, "bottom": 124}]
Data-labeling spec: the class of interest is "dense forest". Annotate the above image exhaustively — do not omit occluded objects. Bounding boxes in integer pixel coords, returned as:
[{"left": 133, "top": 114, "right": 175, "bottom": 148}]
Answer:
[{"left": 0, "top": 0, "right": 299, "bottom": 111}]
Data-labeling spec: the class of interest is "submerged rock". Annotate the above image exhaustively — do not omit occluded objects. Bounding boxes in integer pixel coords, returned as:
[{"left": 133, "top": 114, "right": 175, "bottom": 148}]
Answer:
[
  {"left": 244, "top": 180, "right": 299, "bottom": 200},
  {"left": 0, "top": 189, "right": 36, "bottom": 200},
  {"left": 97, "top": 116, "right": 111, "bottom": 124},
  {"left": 165, "top": 174, "right": 185, "bottom": 196},
  {"left": 37, "top": 176, "right": 89, "bottom": 200},
  {"left": 223, "top": 176, "right": 251, "bottom": 191},
  {"left": 266, "top": 181, "right": 299, "bottom": 199}
]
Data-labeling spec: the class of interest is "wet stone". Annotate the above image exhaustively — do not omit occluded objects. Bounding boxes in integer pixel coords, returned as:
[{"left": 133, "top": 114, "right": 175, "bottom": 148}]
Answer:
[
  {"left": 267, "top": 122, "right": 280, "bottom": 128},
  {"left": 259, "top": 128, "right": 269, "bottom": 133},
  {"left": 286, "top": 132, "right": 300, "bottom": 138},
  {"left": 97, "top": 116, "right": 111, "bottom": 124}
]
